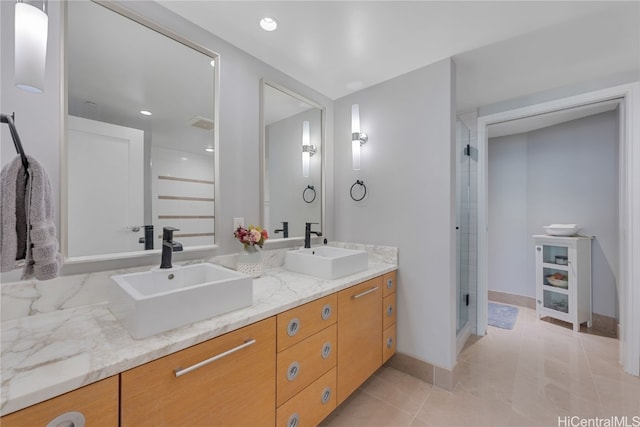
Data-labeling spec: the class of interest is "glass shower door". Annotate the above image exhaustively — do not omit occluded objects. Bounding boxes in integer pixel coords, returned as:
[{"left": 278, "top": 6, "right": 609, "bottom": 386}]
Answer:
[{"left": 456, "top": 119, "right": 471, "bottom": 334}]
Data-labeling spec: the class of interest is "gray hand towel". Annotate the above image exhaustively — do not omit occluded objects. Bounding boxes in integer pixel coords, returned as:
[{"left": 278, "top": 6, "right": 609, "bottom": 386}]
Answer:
[
  {"left": 22, "top": 155, "right": 62, "bottom": 280},
  {"left": 1, "top": 155, "right": 62, "bottom": 280},
  {"left": 1, "top": 156, "right": 26, "bottom": 271}
]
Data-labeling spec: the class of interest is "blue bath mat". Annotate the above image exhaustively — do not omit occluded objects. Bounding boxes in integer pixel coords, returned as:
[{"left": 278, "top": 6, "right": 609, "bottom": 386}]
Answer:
[{"left": 488, "top": 302, "right": 519, "bottom": 330}]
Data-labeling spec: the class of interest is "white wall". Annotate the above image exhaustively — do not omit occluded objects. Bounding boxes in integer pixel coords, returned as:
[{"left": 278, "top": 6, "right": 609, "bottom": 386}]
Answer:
[
  {"left": 333, "top": 59, "right": 457, "bottom": 370},
  {"left": 0, "top": 1, "right": 333, "bottom": 276},
  {"left": 488, "top": 111, "right": 619, "bottom": 318},
  {"left": 488, "top": 134, "right": 529, "bottom": 297}
]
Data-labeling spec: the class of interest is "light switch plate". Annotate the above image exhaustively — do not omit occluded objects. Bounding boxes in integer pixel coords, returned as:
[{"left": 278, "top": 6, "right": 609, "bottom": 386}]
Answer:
[{"left": 233, "top": 217, "right": 245, "bottom": 229}]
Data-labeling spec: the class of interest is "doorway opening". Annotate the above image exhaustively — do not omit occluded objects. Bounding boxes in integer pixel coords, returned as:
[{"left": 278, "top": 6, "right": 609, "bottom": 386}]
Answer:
[{"left": 476, "top": 83, "right": 640, "bottom": 376}]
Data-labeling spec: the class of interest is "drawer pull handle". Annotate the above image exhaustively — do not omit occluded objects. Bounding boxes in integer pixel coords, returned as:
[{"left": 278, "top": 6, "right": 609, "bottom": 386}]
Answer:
[
  {"left": 321, "top": 386, "right": 332, "bottom": 405},
  {"left": 287, "top": 361, "right": 300, "bottom": 381},
  {"left": 352, "top": 286, "right": 379, "bottom": 299},
  {"left": 287, "top": 413, "right": 300, "bottom": 427},
  {"left": 387, "top": 278, "right": 394, "bottom": 289},
  {"left": 287, "top": 318, "right": 301, "bottom": 337},
  {"left": 174, "top": 339, "right": 256, "bottom": 378},
  {"left": 387, "top": 304, "right": 394, "bottom": 316},
  {"left": 321, "top": 342, "right": 332, "bottom": 359},
  {"left": 387, "top": 337, "right": 394, "bottom": 349},
  {"left": 321, "top": 304, "right": 332, "bottom": 320},
  {"left": 46, "top": 411, "right": 86, "bottom": 427}
]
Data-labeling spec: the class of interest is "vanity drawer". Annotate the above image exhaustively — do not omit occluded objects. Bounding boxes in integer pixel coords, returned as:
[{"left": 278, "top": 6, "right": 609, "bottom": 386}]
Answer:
[
  {"left": 276, "top": 368, "right": 336, "bottom": 427},
  {"left": 121, "top": 317, "right": 276, "bottom": 427},
  {"left": 277, "top": 324, "right": 337, "bottom": 407},
  {"left": 383, "top": 293, "right": 397, "bottom": 330},
  {"left": 1, "top": 376, "right": 119, "bottom": 427},
  {"left": 382, "top": 271, "right": 397, "bottom": 298},
  {"left": 382, "top": 325, "right": 397, "bottom": 364},
  {"left": 277, "top": 294, "right": 337, "bottom": 352}
]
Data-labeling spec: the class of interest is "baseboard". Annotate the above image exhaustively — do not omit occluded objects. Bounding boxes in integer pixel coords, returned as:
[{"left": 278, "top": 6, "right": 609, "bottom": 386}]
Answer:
[
  {"left": 591, "top": 312, "right": 619, "bottom": 339},
  {"left": 385, "top": 352, "right": 459, "bottom": 391},
  {"left": 488, "top": 290, "right": 536, "bottom": 309}
]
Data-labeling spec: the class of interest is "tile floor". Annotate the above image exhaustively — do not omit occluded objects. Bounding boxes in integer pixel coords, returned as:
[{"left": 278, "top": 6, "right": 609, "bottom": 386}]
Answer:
[{"left": 321, "top": 306, "right": 640, "bottom": 426}]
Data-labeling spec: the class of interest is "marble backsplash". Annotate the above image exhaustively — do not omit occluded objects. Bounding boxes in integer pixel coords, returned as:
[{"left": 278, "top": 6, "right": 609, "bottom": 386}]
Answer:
[{"left": 1, "top": 242, "right": 398, "bottom": 322}]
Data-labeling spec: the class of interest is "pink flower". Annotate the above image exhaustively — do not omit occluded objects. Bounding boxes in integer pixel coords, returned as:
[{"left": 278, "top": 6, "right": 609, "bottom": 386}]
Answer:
[{"left": 233, "top": 224, "right": 268, "bottom": 248}]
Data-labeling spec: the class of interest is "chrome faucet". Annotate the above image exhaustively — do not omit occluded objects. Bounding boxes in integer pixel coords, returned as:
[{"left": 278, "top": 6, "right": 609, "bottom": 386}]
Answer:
[
  {"left": 160, "top": 227, "right": 183, "bottom": 269},
  {"left": 274, "top": 221, "right": 289, "bottom": 238},
  {"left": 304, "top": 222, "right": 322, "bottom": 249}
]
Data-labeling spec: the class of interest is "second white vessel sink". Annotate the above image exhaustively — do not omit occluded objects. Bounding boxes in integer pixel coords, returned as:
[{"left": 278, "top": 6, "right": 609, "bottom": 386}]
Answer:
[
  {"left": 285, "top": 246, "right": 368, "bottom": 279},
  {"left": 109, "top": 263, "right": 252, "bottom": 339}
]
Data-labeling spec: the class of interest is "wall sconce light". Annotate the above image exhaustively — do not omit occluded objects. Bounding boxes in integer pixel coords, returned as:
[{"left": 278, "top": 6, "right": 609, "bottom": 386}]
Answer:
[
  {"left": 14, "top": 0, "right": 48, "bottom": 94},
  {"left": 301, "top": 121, "right": 316, "bottom": 178},
  {"left": 351, "top": 104, "right": 368, "bottom": 170}
]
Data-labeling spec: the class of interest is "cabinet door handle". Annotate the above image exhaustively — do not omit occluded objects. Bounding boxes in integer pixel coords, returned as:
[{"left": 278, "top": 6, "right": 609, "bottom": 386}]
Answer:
[
  {"left": 321, "top": 386, "right": 332, "bottom": 405},
  {"left": 287, "top": 318, "right": 301, "bottom": 337},
  {"left": 352, "top": 286, "right": 379, "bottom": 299},
  {"left": 321, "top": 304, "right": 332, "bottom": 320},
  {"left": 174, "top": 339, "right": 256, "bottom": 377},
  {"left": 386, "top": 278, "right": 394, "bottom": 289}
]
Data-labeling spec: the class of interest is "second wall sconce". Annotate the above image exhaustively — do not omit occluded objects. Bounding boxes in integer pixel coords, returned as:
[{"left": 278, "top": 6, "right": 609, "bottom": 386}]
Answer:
[
  {"left": 351, "top": 104, "right": 368, "bottom": 170},
  {"left": 301, "top": 120, "right": 316, "bottom": 178}
]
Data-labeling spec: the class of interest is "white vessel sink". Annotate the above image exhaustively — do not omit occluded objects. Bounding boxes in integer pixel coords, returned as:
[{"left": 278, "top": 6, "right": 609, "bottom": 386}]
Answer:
[
  {"left": 109, "top": 263, "right": 252, "bottom": 339},
  {"left": 285, "top": 247, "right": 368, "bottom": 279}
]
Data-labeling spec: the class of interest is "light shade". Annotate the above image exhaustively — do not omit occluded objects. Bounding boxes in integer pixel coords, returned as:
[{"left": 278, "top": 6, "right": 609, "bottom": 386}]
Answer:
[
  {"left": 302, "top": 121, "right": 310, "bottom": 178},
  {"left": 351, "top": 104, "right": 360, "bottom": 134},
  {"left": 351, "top": 104, "right": 367, "bottom": 171},
  {"left": 15, "top": 2, "right": 48, "bottom": 94},
  {"left": 352, "top": 139, "right": 361, "bottom": 171}
]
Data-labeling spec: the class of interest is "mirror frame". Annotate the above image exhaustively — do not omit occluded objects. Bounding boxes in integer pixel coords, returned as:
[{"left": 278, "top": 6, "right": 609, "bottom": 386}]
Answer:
[
  {"left": 61, "top": 0, "right": 221, "bottom": 265},
  {"left": 259, "top": 79, "right": 326, "bottom": 245}
]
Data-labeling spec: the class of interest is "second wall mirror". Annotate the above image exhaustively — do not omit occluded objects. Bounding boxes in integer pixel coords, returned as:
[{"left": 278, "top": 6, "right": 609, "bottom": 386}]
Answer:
[{"left": 261, "top": 81, "right": 324, "bottom": 240}]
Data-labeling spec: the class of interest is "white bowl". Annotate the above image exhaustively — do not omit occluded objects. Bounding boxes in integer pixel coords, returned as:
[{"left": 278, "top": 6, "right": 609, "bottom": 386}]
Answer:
[
  {"left": 543, "top": 224, "right": 580, "bottom": 236},
  {"left": 546, "top": 276, "right": 568, "bottom": 289}
]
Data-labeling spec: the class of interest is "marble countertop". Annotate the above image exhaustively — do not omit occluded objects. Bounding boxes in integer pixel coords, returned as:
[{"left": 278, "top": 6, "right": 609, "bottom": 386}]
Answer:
[{"left": 1, "top": 261, "right": 397, "bottom": 416}]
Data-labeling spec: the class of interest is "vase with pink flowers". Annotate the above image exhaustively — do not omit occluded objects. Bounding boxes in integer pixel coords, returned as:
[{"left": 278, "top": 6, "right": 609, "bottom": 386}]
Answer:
[{"left": 234, "top": 225, "right": 268, "bottom": 278}]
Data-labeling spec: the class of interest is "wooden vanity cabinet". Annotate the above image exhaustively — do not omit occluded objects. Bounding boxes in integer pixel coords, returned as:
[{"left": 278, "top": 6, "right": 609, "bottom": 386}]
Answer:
[
  {"left": 336, "top": 276, "right": 383, "bottom": 405},
  {"left": 121, "top": 317, "right": 276, "bottom": 427},
  {"left": 1, "top": 376, "right": 118, "bottom": 427}
]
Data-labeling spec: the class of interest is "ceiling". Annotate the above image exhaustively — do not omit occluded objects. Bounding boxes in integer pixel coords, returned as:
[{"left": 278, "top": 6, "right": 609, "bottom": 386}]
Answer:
[{"left": 159, "top": 1, "right": 639, "bottom": 110}]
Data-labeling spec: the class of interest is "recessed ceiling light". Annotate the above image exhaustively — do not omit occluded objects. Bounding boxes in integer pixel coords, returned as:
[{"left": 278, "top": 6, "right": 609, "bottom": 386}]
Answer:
[
  {"left": 140, "top": 110, "right": 152, "bottom": 116},
  {"left": 260, "top": 17, "right": 277, "bottom": 32},
  {"left": 180, "top": 157, "right": 188, "bottom": 161},
  {"left": 205, "top": 147, "right": 214, "bottom": 153}
]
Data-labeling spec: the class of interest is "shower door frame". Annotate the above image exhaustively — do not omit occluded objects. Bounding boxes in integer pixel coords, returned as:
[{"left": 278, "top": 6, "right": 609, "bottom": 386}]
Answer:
[{"left": 476, "top": 82, "right": 640, "bottom": 376}]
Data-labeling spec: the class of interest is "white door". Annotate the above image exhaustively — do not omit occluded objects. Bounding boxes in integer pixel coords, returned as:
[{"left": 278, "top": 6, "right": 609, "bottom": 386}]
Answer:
[{"left": 67, "top": 115, "right": 144, "bottom": 257}]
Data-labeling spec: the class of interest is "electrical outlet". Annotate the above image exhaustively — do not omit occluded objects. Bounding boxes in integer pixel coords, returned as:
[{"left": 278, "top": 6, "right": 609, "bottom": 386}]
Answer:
[{"left": 233, "top": 217, "right": 245, "bottom": 229}]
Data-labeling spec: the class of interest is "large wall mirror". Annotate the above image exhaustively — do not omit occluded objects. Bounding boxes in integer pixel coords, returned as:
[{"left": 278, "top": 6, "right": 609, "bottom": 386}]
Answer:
[
  {"left": 63, "top": 1, "right": 219, "bottom": 261},
  {"left": 261, "top": 81, "right": 324, "bottom": 240}
]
